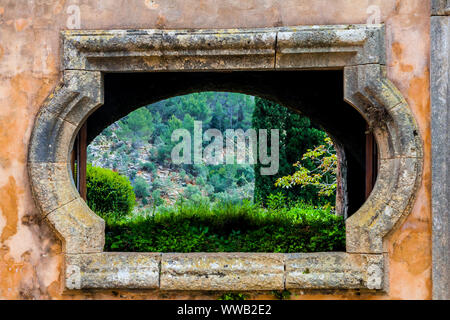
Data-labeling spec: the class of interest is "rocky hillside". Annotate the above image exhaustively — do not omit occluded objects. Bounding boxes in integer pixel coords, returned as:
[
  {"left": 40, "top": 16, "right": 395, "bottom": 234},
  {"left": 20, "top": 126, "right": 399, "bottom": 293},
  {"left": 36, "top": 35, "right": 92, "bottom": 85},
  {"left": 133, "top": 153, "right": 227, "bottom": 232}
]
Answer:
[
  {"left": 88, "top": 126, "right": 194, "bottom": 206},
  {"left": 87, "top": 92, "right": 257, "bottom": 208}
]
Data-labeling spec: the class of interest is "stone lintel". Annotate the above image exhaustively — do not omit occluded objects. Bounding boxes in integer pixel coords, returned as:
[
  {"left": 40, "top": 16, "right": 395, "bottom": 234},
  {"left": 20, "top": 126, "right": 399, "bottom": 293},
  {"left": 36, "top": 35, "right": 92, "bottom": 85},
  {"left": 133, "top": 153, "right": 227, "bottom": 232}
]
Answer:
[{"left": 62, "top": 25, "right": 385, "bottom": 72}]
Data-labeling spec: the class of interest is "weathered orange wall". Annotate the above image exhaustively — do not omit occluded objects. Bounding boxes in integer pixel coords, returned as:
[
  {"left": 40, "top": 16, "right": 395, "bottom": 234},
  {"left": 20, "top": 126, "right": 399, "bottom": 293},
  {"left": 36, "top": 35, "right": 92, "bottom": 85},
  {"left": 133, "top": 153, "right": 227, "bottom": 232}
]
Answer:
[{"left": 0, "top": 0, "right": 431, "bottom": 299}]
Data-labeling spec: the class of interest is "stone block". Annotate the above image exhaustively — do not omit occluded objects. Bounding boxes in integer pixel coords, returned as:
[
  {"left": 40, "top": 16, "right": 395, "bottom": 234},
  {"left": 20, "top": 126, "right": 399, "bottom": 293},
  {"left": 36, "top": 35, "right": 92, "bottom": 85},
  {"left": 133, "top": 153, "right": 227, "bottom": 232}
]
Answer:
[
  {"left": 65, "top": 253, "right": 161, "bottom": 290},
  {"left": 160, "top": 30, "right": 276, "bottom": 71},
  {"left": 160, "top": 253, "right": 285, "bottom": 291},
  {"left": 346, "top": 158, "right": 400, "bottom": 253},
  {"left": 276, "top": 25, "right": 385, "bottom": 69},
  {"left": 37, "top": 71, "right": 103, "bottom": 128},
  {"left": 346, "top": 157, "right": 421, "bottom": 254},
  {"left": 384, "top": 103, "right": 422, "bottom": 159},
  {"left": 28, "top": 162, "right": 78, "bottom": 215},
  {"left": 286, "top": 253, "right": 384, "bottom": 290},
  {"left": 431, "top": 15, "right": 450, "bottom": 300},
  {"left": 46, "top": 198, "right": 105, "bottom": 254},
  {"left": 63, "top": 29, "right": 276, "bottom": 71},
  {"left": 28, "top": 109, "right": 77, "bottom": 163},
  {"left": 63, "top": 29, "right": 163, "bottom": 70}
]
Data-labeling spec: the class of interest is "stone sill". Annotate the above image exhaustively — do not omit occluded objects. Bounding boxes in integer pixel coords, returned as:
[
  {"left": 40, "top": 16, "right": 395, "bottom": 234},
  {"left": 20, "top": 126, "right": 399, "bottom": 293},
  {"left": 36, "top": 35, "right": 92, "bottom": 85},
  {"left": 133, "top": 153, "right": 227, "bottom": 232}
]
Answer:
[{"left": 65, "top": 252, "right": 384, "bottom": 291}]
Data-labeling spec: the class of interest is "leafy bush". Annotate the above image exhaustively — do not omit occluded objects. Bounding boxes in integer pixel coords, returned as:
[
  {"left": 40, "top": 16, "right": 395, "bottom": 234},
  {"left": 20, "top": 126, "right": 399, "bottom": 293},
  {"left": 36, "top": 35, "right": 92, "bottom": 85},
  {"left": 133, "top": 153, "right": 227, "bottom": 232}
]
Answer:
[
  {"left": 104, "top": 200, "right": 345, "bottom": 253},
  {"left": 214, "top": 191, "right": 247, "bottom": 205},
  {"left": 141, "top": 162, "right": 157, "bottom": 173},
  {"left": 266, "top": 192, "right": 287, "bottom": 210},
  {"left": 133, "top": 176, "right": 150, "bottom": 200},
  {"left": 86, "top": 164, "right": 135, "bottom": 219},
  {"left": 184, "top": 184, "right": 202, "bottom": 199},
  {"left": 151, "top": 190, "right": 164, "bottom": 206},
  {"left": 152, "top": 177, "right": 163, "bottom": 190}
]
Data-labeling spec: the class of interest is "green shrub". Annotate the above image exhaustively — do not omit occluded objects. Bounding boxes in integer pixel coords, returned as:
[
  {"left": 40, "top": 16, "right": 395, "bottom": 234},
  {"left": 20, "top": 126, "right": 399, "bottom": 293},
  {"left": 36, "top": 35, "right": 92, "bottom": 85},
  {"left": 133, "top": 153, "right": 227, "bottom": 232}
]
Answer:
[
  {"left": 133, "top": 176, "right": 150, "bottom": 199},
  {"left": 266, "top": 192, "right": 287, "bottom": 210},
  {"left": 184, "top": 184, "right": 202, "bottom": 199},
  {"left": 152, "top": 177, "right": 163, "bottom": 190},
  {"left": 141, "top": 162, "right": 157, "bottom": 173},
  {"left": 86, "top": 164, "right": 135, "bottom": 219},
  {"left": 152, "top": 190, "right": 164, "bottom": 206},
  {"left": 104, "top": 200, "right": 345, "bottom": 253}
]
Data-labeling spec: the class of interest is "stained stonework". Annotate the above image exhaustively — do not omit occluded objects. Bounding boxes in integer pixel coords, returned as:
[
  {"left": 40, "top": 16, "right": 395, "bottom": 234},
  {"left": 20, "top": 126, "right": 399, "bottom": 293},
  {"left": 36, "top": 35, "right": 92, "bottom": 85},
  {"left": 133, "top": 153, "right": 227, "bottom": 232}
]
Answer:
[
  {"left": 432, "top": 0, "right": 450, "bottom": 15},
  {"left": 286, "top": 253, "right": 384, "bottom": 290},
  {"left": 160, "top": 253, "right": 285, "bottom": 291},
  {"left": 66, "top": 253, "right": 161, "bottom": 290},
  {"left": 0, "top": 0, "right": 432, "bottom": 300},
  {"left": 27, "top": 25, "right": 422, "bottom": 292},
  {"left": 431, "top": 6, "right": 450, "bottom": 301}
]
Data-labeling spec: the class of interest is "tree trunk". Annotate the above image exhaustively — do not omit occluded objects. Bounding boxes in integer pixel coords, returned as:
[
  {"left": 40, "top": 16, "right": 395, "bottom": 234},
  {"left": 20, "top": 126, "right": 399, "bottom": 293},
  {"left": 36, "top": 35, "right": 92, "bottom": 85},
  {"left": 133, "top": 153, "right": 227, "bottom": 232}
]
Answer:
[{"left": 331, "top": 137, "right": 349, "bottom": 219}]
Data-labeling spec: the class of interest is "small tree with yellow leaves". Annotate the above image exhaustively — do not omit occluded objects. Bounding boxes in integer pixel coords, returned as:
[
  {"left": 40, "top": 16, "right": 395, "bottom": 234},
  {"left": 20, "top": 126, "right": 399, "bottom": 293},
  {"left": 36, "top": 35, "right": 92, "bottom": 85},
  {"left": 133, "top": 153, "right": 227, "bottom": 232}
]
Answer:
[{"left": 275, "top": 137, "right": 337, "bottom": 201}]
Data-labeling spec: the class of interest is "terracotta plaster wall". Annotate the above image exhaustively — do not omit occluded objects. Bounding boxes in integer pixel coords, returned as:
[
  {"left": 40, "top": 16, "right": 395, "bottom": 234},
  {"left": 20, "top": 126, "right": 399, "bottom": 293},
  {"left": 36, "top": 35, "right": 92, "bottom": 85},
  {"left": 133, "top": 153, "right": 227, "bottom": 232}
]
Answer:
[{"left": 0, "top": 0, "right": 431, "bottom": 300}]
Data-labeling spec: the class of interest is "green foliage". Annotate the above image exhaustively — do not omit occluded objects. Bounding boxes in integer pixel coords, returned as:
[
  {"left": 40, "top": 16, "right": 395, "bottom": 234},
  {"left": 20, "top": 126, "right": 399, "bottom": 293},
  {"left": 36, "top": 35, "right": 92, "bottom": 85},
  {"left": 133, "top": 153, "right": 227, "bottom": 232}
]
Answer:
[
  {"left": 89, "top": 92, "right": 260, "bottom": 208},
  {"left": 117, "top": 108, "right": 154, "bottom": 142},
  {"left": 252, "top": 97, "right": 331, "bottom": 206},
  {"left": 151, "top": 190, "right": 164, "bottom": 206},
  {"left": 271, "top": 290, "right": 292, "bottom": 300},
  {"left": 86, "top": 164, "right": 135, "bottom": 219},
  {"left": 218, "top": 292, "right": 250, "bottom": 300},
  {"left": 184, "top": 184, "right": 202, "bottom": 199},
  {"left": 141, "top": 161, "right": 157, "bottom": 173},
  {"left": 133, "top": 176, "right": 150, "bottom": 199},
  {"left": 276, "top": 137, "right": 337, "bottom": 199},
  {"left": 266, "top": 192, "right": 287, "bottom": 210},
  {"left": 104, "top": 199, "right": 345, "bottom": 253},
  {"left": 89, "top": 91, "right": 334, "bottom": 210}
]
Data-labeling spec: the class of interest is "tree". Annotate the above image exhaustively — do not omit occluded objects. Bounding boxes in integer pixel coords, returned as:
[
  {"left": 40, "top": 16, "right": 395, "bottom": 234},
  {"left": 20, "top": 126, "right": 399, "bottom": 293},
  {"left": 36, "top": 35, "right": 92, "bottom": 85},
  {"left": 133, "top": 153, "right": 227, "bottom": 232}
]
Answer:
[
  {"left": 252, "top": 97, "right": 329, "bottom": 205},
  {"left": 156, "top": 115, "right": 183, "bottom": 162},
  {"left": 211, "top": 101, "right": 226, "bottom": 131},
  {"left": 181, "top": 93, "right": 212, "bottom": 124},
  {"left": 116, "top": 108, "right": 154, "bottom": 143},
  {"left": 275, "top": 137, "right": 337, "bottom": 203}
]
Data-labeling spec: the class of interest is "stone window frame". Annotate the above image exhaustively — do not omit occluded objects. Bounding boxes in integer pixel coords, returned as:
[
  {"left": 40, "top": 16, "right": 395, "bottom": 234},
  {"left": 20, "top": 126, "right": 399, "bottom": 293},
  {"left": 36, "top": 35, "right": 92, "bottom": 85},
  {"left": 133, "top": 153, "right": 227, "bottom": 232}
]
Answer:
[{"left": 28, "top": 25, "right": 423, "bottom": 292}]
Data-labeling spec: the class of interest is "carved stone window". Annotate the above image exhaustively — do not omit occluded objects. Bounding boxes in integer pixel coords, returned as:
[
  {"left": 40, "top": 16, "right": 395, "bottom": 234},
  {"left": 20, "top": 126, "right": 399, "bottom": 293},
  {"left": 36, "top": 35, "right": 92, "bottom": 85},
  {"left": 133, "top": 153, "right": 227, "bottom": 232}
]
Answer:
[{"left": 28, "top": 25, "right": 422, "bottom": 292}]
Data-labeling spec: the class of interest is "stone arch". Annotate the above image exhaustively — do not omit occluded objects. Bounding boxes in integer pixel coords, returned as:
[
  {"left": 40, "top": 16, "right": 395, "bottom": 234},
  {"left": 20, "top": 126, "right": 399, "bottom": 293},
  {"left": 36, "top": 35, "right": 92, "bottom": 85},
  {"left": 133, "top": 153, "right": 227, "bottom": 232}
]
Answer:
[{"left": 27, "top": 25, "right": 422, "bottom": 291}]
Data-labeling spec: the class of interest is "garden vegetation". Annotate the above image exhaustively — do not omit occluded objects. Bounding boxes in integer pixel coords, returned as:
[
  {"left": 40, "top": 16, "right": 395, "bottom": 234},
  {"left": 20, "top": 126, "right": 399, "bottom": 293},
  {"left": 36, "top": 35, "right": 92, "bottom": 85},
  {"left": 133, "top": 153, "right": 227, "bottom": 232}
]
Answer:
[
  {"left": 104, "top": 196, "right": 345, "bottom": 253},
  {"left": 86, "top": 92, "right": 345, "bottom": 253}
]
